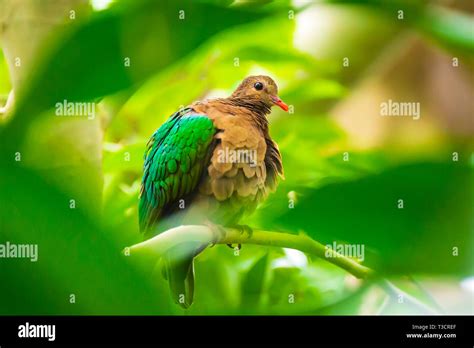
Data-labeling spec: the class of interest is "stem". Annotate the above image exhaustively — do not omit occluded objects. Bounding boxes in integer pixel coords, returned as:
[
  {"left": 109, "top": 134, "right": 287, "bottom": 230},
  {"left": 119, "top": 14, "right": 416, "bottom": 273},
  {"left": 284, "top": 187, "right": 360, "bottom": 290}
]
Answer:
[{"left": 125, "top": 225, "right": 374, "bottom": 280}]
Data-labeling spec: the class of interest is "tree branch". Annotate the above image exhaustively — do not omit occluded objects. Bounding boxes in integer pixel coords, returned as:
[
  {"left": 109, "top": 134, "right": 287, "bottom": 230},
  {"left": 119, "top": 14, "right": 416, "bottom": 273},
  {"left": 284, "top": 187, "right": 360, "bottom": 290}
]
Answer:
[{"left": 124, "top": 225, "right": 374, "bottom": 280}]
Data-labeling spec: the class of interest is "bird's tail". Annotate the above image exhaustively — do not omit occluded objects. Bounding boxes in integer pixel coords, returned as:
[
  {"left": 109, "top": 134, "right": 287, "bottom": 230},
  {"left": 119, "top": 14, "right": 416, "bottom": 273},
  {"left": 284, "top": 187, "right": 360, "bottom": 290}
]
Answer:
[{"left": 162, "top": 243, "right": 199, "bottom": 309}]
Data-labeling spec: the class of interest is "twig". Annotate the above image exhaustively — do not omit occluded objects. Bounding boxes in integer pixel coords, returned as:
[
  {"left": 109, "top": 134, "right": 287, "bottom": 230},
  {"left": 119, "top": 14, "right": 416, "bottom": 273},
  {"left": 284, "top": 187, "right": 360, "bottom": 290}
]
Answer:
[{"left": 124, "top": 225, "right": 374, "bottom": 280}]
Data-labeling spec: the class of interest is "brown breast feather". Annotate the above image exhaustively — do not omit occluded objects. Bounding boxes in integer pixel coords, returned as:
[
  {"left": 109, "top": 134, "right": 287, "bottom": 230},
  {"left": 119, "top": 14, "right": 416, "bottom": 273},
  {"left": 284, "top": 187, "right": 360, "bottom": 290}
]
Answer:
[{"left": 192, "top": 99, "right": 282, "bottom": 203}]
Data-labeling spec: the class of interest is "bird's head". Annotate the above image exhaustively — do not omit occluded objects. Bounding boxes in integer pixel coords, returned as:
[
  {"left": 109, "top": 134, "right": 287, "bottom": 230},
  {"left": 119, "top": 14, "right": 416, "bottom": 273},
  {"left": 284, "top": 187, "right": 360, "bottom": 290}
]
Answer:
[{"left": 231, "top": 75, "right": 289, "bottom": 112}]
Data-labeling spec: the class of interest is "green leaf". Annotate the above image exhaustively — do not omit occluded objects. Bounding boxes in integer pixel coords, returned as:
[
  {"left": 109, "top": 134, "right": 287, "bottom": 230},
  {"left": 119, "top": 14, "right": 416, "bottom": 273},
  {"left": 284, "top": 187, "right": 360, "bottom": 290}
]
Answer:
[
  {"left": 0, "top": 50, "right": 11, "bottom": 95},
  {"left": 416, "top": 6, "right": 474, "bottom": 54},
  {"left": 0, "top": 0, "right": 274, "bottom": 155},
  {"left": 328, "top": 0, "right": 474, "bottom": 54},
  {"left": 0, "top": 165, "right": 172, "bottom": 314},
  {"left": 240, "top": 253, "right": 269, "bottom": 308},
  {"left": 261, "top": 162, "right": 473, "bottom": 275}
]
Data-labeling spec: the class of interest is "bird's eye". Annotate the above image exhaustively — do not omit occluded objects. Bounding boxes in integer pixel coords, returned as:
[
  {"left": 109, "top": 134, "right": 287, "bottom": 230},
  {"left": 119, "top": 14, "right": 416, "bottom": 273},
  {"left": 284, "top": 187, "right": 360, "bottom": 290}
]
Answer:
[{"left": 254, "top": 82, "right": 264, "bottom": 91}]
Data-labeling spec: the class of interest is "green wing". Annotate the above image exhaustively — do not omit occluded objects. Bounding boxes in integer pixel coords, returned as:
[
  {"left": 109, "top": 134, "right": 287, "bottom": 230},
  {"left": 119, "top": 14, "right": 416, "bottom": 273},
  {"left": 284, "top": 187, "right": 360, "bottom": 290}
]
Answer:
[{"left": 139, "top": 108, "right": 216, "bottom": 233}]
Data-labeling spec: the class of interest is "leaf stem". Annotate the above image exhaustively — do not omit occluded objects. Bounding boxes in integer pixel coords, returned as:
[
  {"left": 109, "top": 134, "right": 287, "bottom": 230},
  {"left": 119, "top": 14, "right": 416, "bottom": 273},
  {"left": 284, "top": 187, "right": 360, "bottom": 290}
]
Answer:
[{"left": 125, "top": 225, "right": 374, "bottom": 279}]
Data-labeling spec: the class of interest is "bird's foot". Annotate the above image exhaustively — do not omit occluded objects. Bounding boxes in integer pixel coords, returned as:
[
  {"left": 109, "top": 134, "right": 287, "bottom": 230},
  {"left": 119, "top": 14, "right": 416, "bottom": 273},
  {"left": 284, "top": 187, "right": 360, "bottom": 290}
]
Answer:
[
  {"left": 227, "top": 243, "right": 241, "bottom": 250},
  {"left": 204, "top": 220, "right": 227, "bottom": 247},
  {"left": 224, "top": 224, "right": 253, "bottom": 251},
  {"left": 232, "top": 224, "right": 254, "bottom": 239}
]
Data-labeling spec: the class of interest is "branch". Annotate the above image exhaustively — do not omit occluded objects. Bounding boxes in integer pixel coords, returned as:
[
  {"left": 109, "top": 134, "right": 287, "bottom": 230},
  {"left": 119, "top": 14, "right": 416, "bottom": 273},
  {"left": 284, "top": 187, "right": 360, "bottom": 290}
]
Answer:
[{"left": 124, "top": 225, "right": 374, "bottom": 280}]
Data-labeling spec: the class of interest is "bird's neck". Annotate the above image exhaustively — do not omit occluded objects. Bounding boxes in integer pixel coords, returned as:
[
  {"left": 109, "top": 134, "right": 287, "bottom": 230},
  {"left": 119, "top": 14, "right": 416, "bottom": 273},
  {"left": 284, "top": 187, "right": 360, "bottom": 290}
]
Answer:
[
  {"left": 225, "top": 96, "right": 270, "bottom": 130},
  {"left": 228, "top": 96, "right": 271, "bottom": 115}
]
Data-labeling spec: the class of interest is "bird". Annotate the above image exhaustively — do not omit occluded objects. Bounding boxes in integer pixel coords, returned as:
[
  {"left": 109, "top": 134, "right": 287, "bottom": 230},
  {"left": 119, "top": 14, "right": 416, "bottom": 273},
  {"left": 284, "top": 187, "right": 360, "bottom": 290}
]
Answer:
[{"left": 139, "top": 75, "right": 287, "bottom": 308}]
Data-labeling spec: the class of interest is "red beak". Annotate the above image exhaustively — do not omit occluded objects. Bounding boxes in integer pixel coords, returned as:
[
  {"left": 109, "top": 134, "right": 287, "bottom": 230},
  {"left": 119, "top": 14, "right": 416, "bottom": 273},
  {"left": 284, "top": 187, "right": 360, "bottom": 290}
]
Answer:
[{"left": 271, "top": 95, "right": 289, "bottom": 112}]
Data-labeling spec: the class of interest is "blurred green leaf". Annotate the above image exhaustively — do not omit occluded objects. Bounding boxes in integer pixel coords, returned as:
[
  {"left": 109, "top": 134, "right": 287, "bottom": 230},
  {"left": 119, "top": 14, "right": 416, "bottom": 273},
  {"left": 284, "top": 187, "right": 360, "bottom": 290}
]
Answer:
[
  {"left": 0, "top": 50, "right": 11, "bottom": 95},
  {"left": 329, "top": 0, "right": 474, "bottom": 54},
  {"left": 416, "top": 6, "right": 474, "bottom": 54},
  {"left": 0, "top": 165, "right": 172, "bottom": 314},
  {"left": 259, "top": 162, "right": 473, "bottom": 275},
  {"left": 0, "top": 0, "right": 276, "bottom": 154},
  {"left": 240, "top": 253, "right": 269, "bottom": 308}
]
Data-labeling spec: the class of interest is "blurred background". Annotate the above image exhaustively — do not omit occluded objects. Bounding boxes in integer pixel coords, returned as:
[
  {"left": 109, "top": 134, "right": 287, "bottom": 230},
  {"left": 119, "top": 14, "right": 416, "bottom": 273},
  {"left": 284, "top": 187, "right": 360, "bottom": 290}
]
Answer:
[{"left": 0, "top": 0, "right": 472, "bottom": 315}]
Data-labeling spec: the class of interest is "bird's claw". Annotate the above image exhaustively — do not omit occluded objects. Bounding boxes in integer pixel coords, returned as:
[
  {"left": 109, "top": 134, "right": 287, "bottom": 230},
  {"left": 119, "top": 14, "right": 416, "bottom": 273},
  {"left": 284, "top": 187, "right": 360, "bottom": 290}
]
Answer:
[
  {"left": 225, "top": 225, "right": 253, "bottom": 251},
  {"left": 204, "top": 221, "right": 227, "bottom": 247},
  {"left": 234, "top": 224, "right": 253, "bottom": 239},
  {"left": 206, "top": 222, "right": 252, "bottom": 250},
  {"left": 227, "top": 243, "right": 241, "bottom": 250}
]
